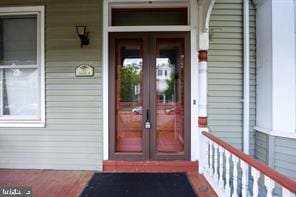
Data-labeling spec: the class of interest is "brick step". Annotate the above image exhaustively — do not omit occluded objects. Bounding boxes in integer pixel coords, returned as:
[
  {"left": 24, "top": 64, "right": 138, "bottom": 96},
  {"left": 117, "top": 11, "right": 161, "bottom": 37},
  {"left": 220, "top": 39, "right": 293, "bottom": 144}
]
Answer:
[{"left": 103, "top": 160, "right": 198, "bottom": 174}]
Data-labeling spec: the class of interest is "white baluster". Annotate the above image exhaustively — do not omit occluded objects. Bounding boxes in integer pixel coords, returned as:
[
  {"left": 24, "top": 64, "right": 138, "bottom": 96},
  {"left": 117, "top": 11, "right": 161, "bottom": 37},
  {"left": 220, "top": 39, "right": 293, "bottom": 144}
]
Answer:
[
  {"left": 218, "top": 146, "right": 225, "bottom": 189},
  {"left": 282, "top": 188, "right": 296, "bottom": 197},
  {"left": 205, "top": 138, "right": 209, "bottom": 174},
  {"left": 225, "top": 150, "right": 231, "bottom": 197},
  {"left": 209, "top": 141, "right": 214, "bottom": 177},
  {"left": 264, "top": 176, "right": 275, "bottom": 197},
  {"left": 200, "top": 136, "right": 207, "bottom": 174},
  {"left": 214, "top": 143, "right": 219, "bottom": 183},
  {"left": 232, "top": 155, "right": 239, "bottom": 197},
  {"left": 240, "top": 160, "right": 249, "bottom": 197},
  {"left": 251, "top": 167, "right": 260, "bottom": 197}
]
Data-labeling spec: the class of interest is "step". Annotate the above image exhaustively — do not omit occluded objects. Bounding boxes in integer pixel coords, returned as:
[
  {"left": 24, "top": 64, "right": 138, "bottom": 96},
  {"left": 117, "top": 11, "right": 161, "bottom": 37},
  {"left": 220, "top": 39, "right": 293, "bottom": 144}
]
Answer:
[{"left": 103, "top": 160, "right": 198, "bottom": 174}]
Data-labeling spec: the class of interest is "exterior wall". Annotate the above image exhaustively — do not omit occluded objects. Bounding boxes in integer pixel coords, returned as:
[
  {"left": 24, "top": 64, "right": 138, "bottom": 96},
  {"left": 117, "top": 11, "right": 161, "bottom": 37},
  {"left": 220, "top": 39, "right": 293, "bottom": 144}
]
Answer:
[
  {"left": 0, "top": 0, "right": 260, "bottom": 170},
  {"left": 208, "top": 0, "right": 256, "bottom": 154},
  {"left": 255, "top": 131, "right": 296, "bottom": 180},
  {"left": 254, "top": 0, "right": 296, "bottom": 181},
  {"left": 0, "top": 0, "right": 103, "bottom": 170},
  {"left": 274, "top": 137, "right": 296, "bottom": 180},
  {"left": 254, "top": 131, "right": 268, "bottom": 164}
]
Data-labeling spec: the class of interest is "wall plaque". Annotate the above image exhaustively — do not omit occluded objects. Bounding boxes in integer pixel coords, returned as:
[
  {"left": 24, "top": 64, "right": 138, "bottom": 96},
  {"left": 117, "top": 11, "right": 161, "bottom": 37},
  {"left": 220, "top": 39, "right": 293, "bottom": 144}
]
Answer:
[{"left": 75, "top": 64, "right": 94, "bottom": 77}]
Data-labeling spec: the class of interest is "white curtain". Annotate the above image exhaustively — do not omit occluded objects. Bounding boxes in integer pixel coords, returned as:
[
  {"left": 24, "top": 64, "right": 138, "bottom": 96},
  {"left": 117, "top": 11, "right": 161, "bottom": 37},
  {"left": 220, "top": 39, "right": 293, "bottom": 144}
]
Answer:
[{"left": 1, "top": 68, "right": 39, "bottom": 116}]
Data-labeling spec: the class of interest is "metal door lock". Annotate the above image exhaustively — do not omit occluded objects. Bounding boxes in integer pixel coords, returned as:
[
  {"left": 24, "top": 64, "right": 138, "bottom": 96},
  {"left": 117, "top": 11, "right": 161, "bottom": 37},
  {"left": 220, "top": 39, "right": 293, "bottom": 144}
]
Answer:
[
  {"left": 145, "top": 109, "right": 151, "bottom": 129},
  {"left": 145, "top": 121, "right": 151, "bottom": 129}
]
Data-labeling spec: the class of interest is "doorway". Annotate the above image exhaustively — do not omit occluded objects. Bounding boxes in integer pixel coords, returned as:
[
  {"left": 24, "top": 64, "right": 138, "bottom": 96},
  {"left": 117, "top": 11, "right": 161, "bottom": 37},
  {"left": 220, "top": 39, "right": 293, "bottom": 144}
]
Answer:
[{"left": 109, "top": 32, "right": 190, "bottom": 161}]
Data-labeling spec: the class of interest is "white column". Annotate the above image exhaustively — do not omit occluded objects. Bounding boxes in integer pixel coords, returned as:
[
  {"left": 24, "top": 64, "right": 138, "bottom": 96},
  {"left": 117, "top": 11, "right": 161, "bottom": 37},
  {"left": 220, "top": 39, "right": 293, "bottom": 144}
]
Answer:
[
  {"left": 198, "top": 50, "right": 208, "bottom": 128},
  {"left": 256, "top": 0, "right": 296, "bottom": 136},
  {"left": 272, "top": 0, "right": 296, "bottom": 133},
  {"left": 190, "top": 0, "right": 200, "bottom": 162},
  {"left": 102, "top": 0, "right": 109, "bottom": 160}
]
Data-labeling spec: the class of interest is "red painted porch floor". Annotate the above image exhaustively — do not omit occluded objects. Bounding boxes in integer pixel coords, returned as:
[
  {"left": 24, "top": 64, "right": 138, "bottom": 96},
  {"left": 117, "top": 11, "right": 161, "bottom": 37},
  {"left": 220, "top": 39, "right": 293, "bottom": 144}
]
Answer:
[{"left": 0, "top": 162, "right": 217, "bottom": 197}]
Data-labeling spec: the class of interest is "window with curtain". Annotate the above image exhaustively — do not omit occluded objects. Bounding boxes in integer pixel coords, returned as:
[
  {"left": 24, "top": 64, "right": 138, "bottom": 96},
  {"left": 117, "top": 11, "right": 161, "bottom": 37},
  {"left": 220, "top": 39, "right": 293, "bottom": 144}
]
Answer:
[{"left": 0, "top": 9, "right": 44, "bottom": 124}]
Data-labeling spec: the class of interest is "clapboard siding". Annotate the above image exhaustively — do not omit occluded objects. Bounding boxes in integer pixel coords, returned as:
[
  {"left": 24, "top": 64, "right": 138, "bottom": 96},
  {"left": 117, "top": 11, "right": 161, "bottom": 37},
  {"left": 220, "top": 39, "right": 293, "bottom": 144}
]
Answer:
[
  {"left": 254, "top": 131, "right": 269, "bottom": 164},
  {"left": 274, "top": 137, "right": 296, "bottom": 180},
  {"left": 0, "top": 0, "right": 103, "bottom": 170},
  {"left": 254, "top": 131, "right": 296, "bottom": 180},
  {"left": 208, "top": 0, "right": 256, "bottom": 154}
]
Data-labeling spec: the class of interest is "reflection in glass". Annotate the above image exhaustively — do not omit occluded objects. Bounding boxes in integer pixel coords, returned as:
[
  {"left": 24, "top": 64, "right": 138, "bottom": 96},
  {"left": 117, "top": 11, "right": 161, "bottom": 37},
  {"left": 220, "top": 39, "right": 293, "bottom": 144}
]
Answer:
[
  {"left": 0, "top": 68, "right": 39, "bottom": 117},
  {"left": 116, "top": 40, "right": 143, "bottom": 152},
  {"left": 156, "top": 39, "right": 184, "bottom": 153},
  {"left": 0, "top": 15, "right": 37, "bottom": 65}
]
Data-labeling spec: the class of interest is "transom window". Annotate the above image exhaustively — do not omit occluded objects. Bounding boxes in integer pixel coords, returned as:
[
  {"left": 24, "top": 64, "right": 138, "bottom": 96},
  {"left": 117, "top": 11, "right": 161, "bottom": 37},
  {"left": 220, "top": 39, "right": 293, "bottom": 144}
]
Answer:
[
  {"left": 111, "top": 8, "right": 188, "bottom": 26},
  {"left": 0, "top": 6, "right": 45, "bottom": 127}
]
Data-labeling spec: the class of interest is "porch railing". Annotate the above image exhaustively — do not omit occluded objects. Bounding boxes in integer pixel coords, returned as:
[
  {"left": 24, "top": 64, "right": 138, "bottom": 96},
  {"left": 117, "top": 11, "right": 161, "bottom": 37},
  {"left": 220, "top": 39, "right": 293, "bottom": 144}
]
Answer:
[{"left": 200, "top": 131, "right": 296, "bottom": 197}]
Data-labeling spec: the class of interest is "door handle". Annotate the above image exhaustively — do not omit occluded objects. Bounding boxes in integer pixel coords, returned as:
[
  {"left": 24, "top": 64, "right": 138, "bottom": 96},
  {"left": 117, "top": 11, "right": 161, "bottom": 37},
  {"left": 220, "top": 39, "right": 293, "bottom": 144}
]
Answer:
[
  {"left": 145, "top": 109, "right": 151, "bottom": 129},
  {"left": 146, "top": 109, "right": 150, "bottom": 121}
]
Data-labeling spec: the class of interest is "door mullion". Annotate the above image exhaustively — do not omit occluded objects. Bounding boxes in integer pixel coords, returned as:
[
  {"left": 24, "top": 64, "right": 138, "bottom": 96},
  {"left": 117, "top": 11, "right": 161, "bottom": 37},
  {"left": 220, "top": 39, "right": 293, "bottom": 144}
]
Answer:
[
  {"left": 143, "top": 33, "right": 151, "bottom": 160},
  {"left": 149, "top": 33, "right": 157, "bottom": 160}
]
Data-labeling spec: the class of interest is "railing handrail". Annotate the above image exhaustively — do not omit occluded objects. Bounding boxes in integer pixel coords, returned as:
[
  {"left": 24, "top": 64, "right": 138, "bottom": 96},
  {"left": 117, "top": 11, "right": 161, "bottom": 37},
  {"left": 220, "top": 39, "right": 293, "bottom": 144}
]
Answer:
[{"left": 202, "top": 131, "right": 296, "bottom": 193}]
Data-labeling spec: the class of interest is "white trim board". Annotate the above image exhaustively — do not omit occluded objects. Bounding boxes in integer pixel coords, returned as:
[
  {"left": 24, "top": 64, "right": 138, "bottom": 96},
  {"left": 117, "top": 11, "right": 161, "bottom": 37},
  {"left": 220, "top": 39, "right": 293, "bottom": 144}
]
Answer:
[
  {"left": 108, "top": 0, "right": 189, "bottom": 3},
  {"left": 0, "top": 6, "right": 45, "bottom": 128},
  {"left": 102, "top": 0, "right": 200, "bottom": 161},
  {"left": 108, "top": 26, "right": 191, "bottom": 32},
  {"left": 0, "top": 6, "right": 45, "bottom": 13},
  {"left": 190, "top": 0, "right": 199, "bottom": 161},
  {"left": 254, "top": 126, "right": 296, "bottom": 139},
  {"left": 103, "top": 0, "right": 109, "bottom": 160}
]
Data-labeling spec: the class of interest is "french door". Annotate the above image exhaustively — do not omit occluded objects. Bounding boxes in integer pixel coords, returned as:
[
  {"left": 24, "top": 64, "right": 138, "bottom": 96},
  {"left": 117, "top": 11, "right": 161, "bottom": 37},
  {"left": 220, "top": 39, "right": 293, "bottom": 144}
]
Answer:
[{"left": 109, "top": 32, "right": 190, "bottom": 161}]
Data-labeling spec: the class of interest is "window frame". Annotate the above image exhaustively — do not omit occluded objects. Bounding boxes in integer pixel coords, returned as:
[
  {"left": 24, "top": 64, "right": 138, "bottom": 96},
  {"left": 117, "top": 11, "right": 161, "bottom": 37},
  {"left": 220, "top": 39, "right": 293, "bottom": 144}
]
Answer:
[{"left": 0, "top": 6, "right": 45, "bottom": 128}]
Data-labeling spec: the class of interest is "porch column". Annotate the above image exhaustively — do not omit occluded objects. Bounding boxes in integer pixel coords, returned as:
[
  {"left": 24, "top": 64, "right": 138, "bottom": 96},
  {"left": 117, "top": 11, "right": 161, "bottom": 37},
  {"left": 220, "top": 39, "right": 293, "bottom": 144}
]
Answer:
[
  {"left": 255, "top": 0, "right": 296, "bottom": 136},
  {"left": 198, "top": 50, "right": 208, "bottom": 128}
]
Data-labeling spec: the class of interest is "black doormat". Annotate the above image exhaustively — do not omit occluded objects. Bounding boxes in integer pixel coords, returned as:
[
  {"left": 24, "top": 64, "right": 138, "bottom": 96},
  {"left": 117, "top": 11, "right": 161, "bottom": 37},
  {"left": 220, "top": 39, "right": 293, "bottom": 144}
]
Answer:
[{"left": 80, "top": 173, "right": 197, "bottom": 197}]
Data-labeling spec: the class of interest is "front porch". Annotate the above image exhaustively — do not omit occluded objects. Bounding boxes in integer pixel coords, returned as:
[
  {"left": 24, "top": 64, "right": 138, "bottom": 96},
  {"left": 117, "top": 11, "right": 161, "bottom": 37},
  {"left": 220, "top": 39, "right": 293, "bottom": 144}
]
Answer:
[
  {"left": 0, "top": 169, "right": 92, "bottom": 196},
  {"left": 0, "top": 0, "right": 296, "bottom": 196},
  {"left": 0, "top": 164, "right": 217, "bottom": 197},
  {"left": 1, "top": 132, "right": 295, "bottom": 197}
]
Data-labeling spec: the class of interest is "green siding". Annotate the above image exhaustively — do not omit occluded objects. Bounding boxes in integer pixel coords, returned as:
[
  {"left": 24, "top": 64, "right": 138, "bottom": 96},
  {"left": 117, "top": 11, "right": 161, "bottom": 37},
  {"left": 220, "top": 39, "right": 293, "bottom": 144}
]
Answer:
[
  {"left": 0, "top": 0, "right": 103, "bottom": 170},
  {"left": 255, "top": 131, "right": 296, "bottom": 180},
  {"left": 275, "top": 137, "right": 296, "bottom": 180},
  {"left": 208, "top": 0, "right": 256, "bottom": 154},
  {"left": 254, "top": 131, "right": 269, "bottom": 164}
]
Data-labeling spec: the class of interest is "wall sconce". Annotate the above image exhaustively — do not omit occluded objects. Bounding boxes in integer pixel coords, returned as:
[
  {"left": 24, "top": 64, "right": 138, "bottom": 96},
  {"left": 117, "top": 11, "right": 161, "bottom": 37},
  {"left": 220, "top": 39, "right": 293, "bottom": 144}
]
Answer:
[{"left": 76, "top": 25, "right": 89, "bottom": 48}]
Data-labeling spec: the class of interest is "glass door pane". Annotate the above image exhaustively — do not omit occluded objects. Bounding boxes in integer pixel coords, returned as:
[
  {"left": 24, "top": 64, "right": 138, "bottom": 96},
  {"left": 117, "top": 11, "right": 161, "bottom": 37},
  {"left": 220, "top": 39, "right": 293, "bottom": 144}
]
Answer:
[
  {"left": 115, "top": 39, "right": 143, "bottom": 152},
  {"left": 155, "top": 38, "right": 185, "bottom": 153}
]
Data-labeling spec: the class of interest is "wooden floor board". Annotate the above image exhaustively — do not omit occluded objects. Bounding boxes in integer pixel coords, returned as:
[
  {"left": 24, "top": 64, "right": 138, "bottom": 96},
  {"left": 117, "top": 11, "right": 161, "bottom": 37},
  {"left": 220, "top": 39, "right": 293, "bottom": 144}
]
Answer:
[
  {"left": 0, "top": 170, "right": 93, "bottom": 197},
  {"left": 0, "top": 169, "right": 217, "bottom": 197}
]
